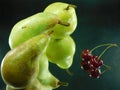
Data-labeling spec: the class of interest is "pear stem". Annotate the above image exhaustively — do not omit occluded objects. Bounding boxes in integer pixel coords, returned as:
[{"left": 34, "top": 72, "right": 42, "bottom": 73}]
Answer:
[
  {"left": 66, "top": 69, "right": 73, "bottom": 76},
  {"left": 47, "top": 30, "right": 54, "bottom": 35},
  {"left": 58, "top": 20, "right": 70, "bottom": 26},
  {"left": 58, "top": 81, "right": 69, "bottom": 86},
  {"left": 65, "top": 4, "right": 77, "bottom": 10}
]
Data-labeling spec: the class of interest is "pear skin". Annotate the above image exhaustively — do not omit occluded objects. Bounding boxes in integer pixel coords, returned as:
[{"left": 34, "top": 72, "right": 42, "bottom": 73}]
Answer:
[
  {"left": 44, "top": 2, "right": 77, "bottom": 39},
  {"left": 1, "top": 33, "right": 50, "bottom": 89},
  {"left": 9, "top": 12, "right": 59, "bottom": 49},
  {"left": 6, "top": 79, "right": 53, "bottom": 90},
  {"left": 46, "top": 36, "right": 75, "bottom": 69},
  {"left": 37, "top": 53, "right": 60, "bottom": 89}
]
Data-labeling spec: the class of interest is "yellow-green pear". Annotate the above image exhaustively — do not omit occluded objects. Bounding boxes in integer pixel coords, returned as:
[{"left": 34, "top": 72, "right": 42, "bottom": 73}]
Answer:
[
  {"left": 37, "top": 53, "right": 60, "bottom": 89},
  {"left": 44, "top": 2, "right": 77, "bottom": 39},
  {"left": 6, "top": 79, "right": 53, "bottom": 90},
  {"left": 46, "top": 36, "right": 75, "bottom": 69},
  {"left": 1, "top": 32, "right": 51, "bottom": 89},
  {"left": 9, "top": 12, "right": 68, "bottom": 49}
]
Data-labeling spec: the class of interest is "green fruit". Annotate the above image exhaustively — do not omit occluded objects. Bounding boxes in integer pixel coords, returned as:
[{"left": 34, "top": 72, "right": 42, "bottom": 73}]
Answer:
[
  {"left": 25, "top": 79, "right": 53, "bottom": 90},
  {"left": 6, "top": 79, "right": 53, "bottom": 90},
  {"left": 56, "top": 57, "right": 74, "bottom": 70},
  {"left": 44, "top": 2, "right": 77, "bottom": 39},
  {"left": 37, "top": 53, "right": 60, "bottom": 89},
  {"left": 46, "top": 36, "right": 75, "bottom": 69},
  {"left": 1, "top": 32, "right": 51, "bottom": 89},
  {"left": 6, "top": 85, "right": 23, "bottom": 90},
  {"left": 9, "top": 12, "right": 60, "bottom": 49},
  {"left": 6, "top": 85, "right": 17, "bottom": 90}
]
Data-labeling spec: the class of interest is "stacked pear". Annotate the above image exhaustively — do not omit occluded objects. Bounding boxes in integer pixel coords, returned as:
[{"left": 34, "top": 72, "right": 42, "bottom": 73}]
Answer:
[
  {"left": 2, "top": 31, "right": 63, "bottom": 90},
  {"left": 44, "top": 2, "right": 77, "bottom": 39},
  {"left": 6, "top": 79, "right": 53, "bottom": 90},
  {"left": 44, "top": 2, "right": 77, "bottom": 69},
  {"left": 1, "top": 2, "right": 77, "bottom": 90},
  {"left": 9, "top": 12, "right": 69, "bottom": 49},
  {"left": 37, "top": 53, "right": 60, "bottom": 89},
  {"left": 46, "top": 36, "right": 75, "bottom": 69},
  {"left": 1, "top": 32, "right": 51, "bottom": 89}
]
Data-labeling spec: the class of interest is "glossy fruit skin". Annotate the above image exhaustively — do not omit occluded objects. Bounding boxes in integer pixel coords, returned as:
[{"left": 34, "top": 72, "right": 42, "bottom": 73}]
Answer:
[
  {"left": 6, "top": 79, "right": 52, "bottom": 90},
  {"left": 80, "top": 49, "right": 103, "bottom": 78},
  {"left": 81, "top": 49, "right": 92, "bottom": 60},
  {"left": 88, "top": 67, "right": 101, "bottom": 78},
  {"left": 9, "top": 12, "right": 59, "bottom": 49},
  {"left": 90, "top": 56, "right": 103, "bottom": 68},
  {"left": 37, "top": 53, "right": 60, "bottom": 89},
  {"left": 2, "top": 2, "right": 78, "bottom": 89},
  {"left": 1, "top": 33, "right": 50, "bottom": 89},
  {"left": 46, "top": 36, "right": 75, "bottom": 69},
  {"left": 80, "top": 60, "right": 91, "bottom": 70},
  {"left": 44, "top": 2, "right": 77, "bottom": 39},
  {"left": 6, "top": 85, "right": 20, "bottom": 90},
  {"left": 56, "top": 57, "right": 74, "bottom": 69}
]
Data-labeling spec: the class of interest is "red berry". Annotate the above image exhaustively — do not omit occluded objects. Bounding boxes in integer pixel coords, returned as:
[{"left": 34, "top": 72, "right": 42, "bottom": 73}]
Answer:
[
  {"left": 81, "top": 49, "right": 92, "bottom": 60},
  {"left": 90, "top": 56, "right": 103, "bottom": 68},
  {"left": 80, "top": 44, "right": 117, "bottom": 78},
  {"left": 80, "top": 60, "right": 91, "bottom": 70},
  {"left": 98, "top": 59, "right": 103, "bottom": 66},
  {"left": 88, "top": 67, "right": 101, "bottom": 78}
]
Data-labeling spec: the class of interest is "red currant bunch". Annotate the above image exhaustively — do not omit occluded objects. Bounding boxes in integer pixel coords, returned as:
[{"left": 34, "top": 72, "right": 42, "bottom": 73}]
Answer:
[
  {"left": 81, "top": 49, "right": 103, "bottom": 78},
  {"left": 80, "top": 44, "right": 117, "bottom": 78}
]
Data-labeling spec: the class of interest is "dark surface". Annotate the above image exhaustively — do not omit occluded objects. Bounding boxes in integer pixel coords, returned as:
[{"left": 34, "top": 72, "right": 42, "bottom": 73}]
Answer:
[{"left": 0, "top": 0, "right": 120, "bottom": 90}]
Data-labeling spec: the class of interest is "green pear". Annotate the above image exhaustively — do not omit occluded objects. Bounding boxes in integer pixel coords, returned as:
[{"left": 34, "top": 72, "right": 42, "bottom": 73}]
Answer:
[
  {"left": 56, "top": 57, "right": 74, "bottom": 69},
  {"left": 37, "top": 53, "right": 60, "bottom": 89},
  {"left": 44, "top": 2, "right": 77, "bottom": 39},
  {"left": 9, "top": 12, "right": 68, "bottom": 49},
  {"left": 6, "top": 85, "right": 20, "bottom": 90},
  {"left": 46, "top": 36, "right": 76, "bottom": 69},
  {"left": 6, "top": 79, "right": 53, "bottom": 90},
  {"left": 25, "top": 79, "right": 53, "bottom": 90},
  {"left": 1, "top": 32, "right": 51, "bottom": 89}
]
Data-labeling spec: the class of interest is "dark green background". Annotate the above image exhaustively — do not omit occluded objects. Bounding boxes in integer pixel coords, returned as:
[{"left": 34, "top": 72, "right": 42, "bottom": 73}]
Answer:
[{"left": 0, "top": 0, "right": 120, "bottom": 90}]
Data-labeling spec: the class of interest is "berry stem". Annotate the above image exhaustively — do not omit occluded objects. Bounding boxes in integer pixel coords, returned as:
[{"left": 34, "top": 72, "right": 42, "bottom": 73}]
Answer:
[
  {"left": 103, "top": 64, "right": 112, "bottom": 70},
  {"left": 101, "top": 64, "right": 112, "bottom": 74},
  {"left": 90, "top": 44, "right": 117, "bottom": 53},
  {"left": 98, "top": 44, "right": 117, "bottom": 59}
]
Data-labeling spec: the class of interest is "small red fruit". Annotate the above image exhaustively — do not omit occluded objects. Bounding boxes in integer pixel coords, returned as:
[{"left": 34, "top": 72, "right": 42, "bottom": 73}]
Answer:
[
  {"left": 88, "top": 67, "right": 101, "bottom": 78},
  {"left": 80, "top": 60, "right": 91, "bottom": 70},
  {"left": 81, "top": 49, "right": 92, "bottom": 60},
  {"left": 90, "top": 56, "right": 103, "bottom": 68},
  {"left": 80, "top": 43, "right": 117, "bottom": 78}
]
